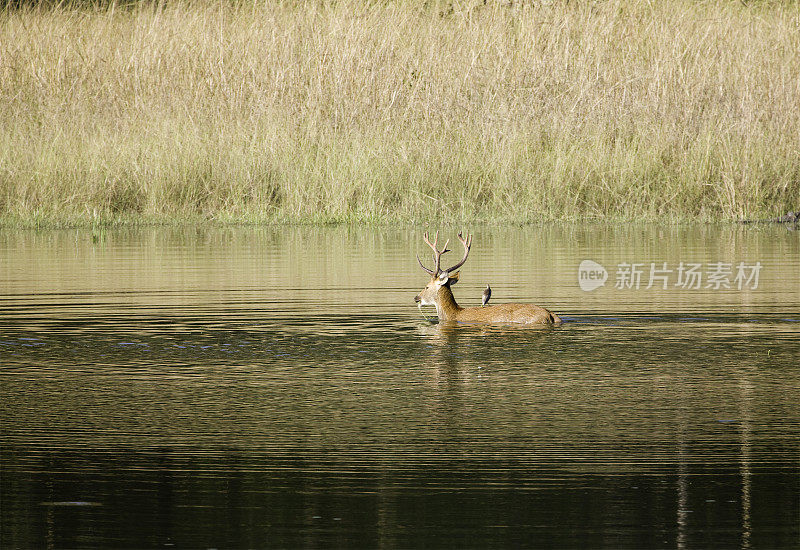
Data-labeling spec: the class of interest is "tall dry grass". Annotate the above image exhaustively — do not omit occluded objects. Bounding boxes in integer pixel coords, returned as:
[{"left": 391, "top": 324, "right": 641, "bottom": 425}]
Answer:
[{"left": 1, "top": 0, "right": 798, "bottom": 226}]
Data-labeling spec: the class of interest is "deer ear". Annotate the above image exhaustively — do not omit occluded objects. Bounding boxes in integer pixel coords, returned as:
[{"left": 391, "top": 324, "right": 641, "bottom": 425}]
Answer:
[{"left": 437, "top": 271, "right": 459, "bottom": 286}]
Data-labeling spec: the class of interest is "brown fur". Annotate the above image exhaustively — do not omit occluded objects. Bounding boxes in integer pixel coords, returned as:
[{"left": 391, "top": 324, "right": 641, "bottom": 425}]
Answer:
[
  {"left": 415, "top": 231, "right": 561, "bottom": 326},
  {"left": 416, "top": 278, "right": 561, "bottom": 325}
]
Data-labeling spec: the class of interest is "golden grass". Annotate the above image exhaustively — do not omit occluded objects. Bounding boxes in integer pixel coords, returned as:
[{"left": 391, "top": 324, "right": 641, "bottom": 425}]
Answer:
[{"left": 1, "top": 0, "right": 798, "bottom": 226}]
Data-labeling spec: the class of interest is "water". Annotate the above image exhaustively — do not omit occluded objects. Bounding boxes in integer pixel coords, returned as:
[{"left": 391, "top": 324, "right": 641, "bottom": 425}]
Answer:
[{"left": 1, "top": 225, "right": 798, "bottom": 548}]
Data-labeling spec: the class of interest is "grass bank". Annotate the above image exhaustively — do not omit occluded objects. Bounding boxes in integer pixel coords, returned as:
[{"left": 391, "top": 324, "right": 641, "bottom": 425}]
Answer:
[{"left": 1, "top": 0, "right": 799, "bottom": 227}]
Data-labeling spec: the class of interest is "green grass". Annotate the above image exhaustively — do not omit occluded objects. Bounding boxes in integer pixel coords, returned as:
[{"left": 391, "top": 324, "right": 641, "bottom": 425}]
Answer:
[{"left": 1, "top": 0, "right": 799, "bottom": 227}]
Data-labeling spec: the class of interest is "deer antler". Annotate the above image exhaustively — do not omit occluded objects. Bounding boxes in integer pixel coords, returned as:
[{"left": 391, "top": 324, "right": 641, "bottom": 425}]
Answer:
[
  {"left": 443, "top": 231, "right": 472, "bottom": 274},
  {"left": 416, "top": 255, "right": 435, "bottom": 275},
  {"left": 417, "top": 231, "right": 451, "bottom": 275}
]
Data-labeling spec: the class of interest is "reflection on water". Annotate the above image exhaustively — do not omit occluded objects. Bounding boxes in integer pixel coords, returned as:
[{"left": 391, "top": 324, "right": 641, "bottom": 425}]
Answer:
[{"left": 1, "top": 226, "right": 798, "bottom": 548}]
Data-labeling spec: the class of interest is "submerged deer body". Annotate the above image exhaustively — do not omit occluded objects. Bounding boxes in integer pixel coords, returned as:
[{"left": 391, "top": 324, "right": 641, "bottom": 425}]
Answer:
[{"left": 414, "top": 231, "right": 561, "bottom": 325}]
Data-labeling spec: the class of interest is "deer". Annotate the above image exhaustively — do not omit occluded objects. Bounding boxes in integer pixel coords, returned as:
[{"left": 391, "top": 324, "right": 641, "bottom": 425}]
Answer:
[{"left": 414, "top": 231, "right": 562, "bottom": 325}]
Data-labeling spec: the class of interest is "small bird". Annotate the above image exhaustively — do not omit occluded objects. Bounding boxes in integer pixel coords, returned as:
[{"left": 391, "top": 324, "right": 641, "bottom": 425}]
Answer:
[{"left": 481, "top": 284, "right": 491, "bottom": 307}]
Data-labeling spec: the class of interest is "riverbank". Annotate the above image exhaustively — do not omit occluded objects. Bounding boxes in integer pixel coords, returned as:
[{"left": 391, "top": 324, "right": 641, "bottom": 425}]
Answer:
[{"left": 2, "top": 0, "right": 798, "bottom": 228}]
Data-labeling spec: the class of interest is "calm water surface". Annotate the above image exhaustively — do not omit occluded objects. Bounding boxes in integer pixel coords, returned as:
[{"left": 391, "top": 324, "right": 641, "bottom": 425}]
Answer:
[{"left": 1, "top": 225, "right": 798, "bottom": 548}]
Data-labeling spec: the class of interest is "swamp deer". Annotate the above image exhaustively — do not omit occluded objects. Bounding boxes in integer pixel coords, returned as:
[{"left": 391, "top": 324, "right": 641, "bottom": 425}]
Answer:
[{"left": 414, "top": 231, "right": 561, "bottom": 325}]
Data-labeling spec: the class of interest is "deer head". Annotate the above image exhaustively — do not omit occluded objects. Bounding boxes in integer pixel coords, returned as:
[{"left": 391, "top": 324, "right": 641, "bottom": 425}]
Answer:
[{"left": 414, "top": 231, "right": 472, "bottom": 308}]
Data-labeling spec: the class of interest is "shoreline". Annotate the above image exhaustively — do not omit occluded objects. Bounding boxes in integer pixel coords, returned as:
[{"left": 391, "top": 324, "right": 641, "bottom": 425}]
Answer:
[{"left": 2, "top": 212, "right": 798, "bottom": 230}]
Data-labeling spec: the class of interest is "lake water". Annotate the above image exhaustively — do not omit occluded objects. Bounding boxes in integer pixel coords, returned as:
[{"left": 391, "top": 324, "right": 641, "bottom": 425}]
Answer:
[{"left": 1, "top": 225, "right": 798, "bottom": 548}]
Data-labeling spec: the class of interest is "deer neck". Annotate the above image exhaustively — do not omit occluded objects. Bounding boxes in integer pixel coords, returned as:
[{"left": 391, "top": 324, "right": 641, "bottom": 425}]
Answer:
[{"left": 436, "top": 285, "right": 463, "bottom": 321}]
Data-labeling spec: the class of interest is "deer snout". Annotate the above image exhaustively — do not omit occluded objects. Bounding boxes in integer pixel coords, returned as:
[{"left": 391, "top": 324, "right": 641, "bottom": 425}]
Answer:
[{"left": 414, "top": 294, "right": 421, "bottom": 303}]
